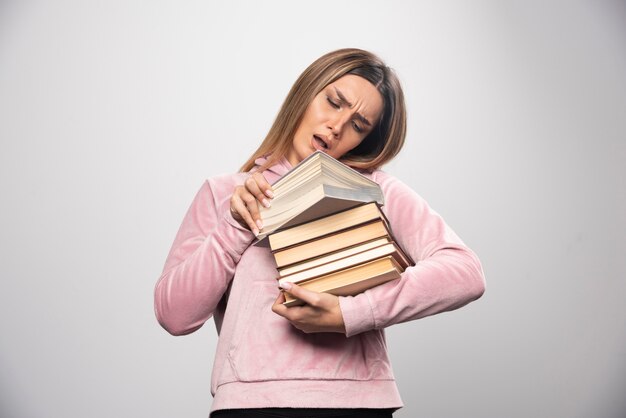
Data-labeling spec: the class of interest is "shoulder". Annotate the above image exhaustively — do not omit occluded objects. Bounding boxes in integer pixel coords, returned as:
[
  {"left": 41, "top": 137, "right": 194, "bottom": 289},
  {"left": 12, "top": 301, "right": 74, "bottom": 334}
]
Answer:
[
  {"left": 196, "top": 172, "right": 249, "bottom": 208},
  {"left": 369, "top": 168, "right": 426, "bottom": 204},
  {"left": 367, "top": 169, "right": 437, "bottom": 237},
  {"left": 205, "top": 172, "right": 248, "bottom": 191},
  {"left": 368, "top": 168, "right": 404, "bottom": 187},
  {"left": 369, "top": 168, "right": 394, "bottom": 185}
]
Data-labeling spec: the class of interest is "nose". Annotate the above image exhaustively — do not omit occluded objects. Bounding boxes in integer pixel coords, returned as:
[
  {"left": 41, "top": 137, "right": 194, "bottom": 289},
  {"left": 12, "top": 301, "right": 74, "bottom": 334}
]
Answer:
[
  {"left": 327, "top": 114, "right": 347, "bottom": 140},
  {"left": 327, "top": 124, "right": 340, "bottom": 140}
]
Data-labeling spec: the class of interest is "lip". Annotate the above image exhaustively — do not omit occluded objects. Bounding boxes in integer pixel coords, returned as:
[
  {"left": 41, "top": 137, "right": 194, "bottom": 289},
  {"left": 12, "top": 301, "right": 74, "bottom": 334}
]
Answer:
[{"left": 312, "top": 134, "right": 331, "bottom": 151}]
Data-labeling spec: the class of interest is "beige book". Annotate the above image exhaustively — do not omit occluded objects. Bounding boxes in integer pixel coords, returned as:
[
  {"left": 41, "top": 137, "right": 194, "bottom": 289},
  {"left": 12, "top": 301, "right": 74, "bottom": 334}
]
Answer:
[
  {"left": 282, "top": 256, "right": 402, "bottom": 307},
  {"left": 278, "top": 242, "right": 410, "bottom": 286},
  {"left": 278, "top": 237, "right": 391, "bottom": 277},
  {"left": 273, "top": 220, "right": 391, "bottom": 268},
  {"left": 268, "top": 202, "right": 385, "bottom": 251}
]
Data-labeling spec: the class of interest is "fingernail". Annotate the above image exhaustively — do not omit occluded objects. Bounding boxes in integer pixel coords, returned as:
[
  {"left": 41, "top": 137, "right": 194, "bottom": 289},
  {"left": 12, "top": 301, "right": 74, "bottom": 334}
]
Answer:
[
  {"left": 256, "top": 219, "right": 263, "bottom": 230},
  {"left": 266, "top": 190, "right": 274, "bottom": 198},
  {"left": 252, "top": 228, "right": 259, "bottom": 236},
  {"left": 279, "top": 281, "right": 292, "bottom": 290},
  {"left": 262, "top": 199, "right": 271, "bottom": 208}
]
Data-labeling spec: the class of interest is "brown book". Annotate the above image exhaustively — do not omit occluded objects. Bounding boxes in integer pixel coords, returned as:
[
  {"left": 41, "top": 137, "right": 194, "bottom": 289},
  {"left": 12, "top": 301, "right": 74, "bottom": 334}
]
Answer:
[
  {"left": 277, "top": 242, "right": 411, "bottom": 286},
  {"left": 268, "top": 202, "right": 385, "bottom": 252},
  {"left": 282, "top": 256, "right": 402, "bottom": 307},
  {"left": 277, "top": 237, "right": 391, "bottom": 277},
  {"left": 273, "top": 219, "right": 392, "bottom": 268}
]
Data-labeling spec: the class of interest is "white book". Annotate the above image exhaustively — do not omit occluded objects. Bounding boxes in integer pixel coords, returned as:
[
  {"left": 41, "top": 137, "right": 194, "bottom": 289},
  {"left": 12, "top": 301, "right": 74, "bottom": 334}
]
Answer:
[{"left": 254, "top": 151, "right": 384, "bottom": 246}]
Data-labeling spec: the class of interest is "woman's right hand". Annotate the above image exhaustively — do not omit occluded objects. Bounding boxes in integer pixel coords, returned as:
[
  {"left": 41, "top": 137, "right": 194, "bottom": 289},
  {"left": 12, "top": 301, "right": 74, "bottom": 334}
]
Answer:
[{"left": 229, "top": 172, "right": 274, "bottom": 236}]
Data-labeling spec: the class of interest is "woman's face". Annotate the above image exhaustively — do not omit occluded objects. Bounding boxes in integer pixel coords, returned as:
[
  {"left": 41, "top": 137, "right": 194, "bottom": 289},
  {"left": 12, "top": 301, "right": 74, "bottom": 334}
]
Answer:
[{"left": 286, "top": 74, "right": 384, "bottom": 167}]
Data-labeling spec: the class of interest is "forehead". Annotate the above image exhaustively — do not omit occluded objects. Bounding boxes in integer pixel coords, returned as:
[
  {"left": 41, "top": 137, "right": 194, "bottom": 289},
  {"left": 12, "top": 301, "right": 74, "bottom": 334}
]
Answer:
[{"left": 324, "top": 74, "right": 384, "bottom": 121}]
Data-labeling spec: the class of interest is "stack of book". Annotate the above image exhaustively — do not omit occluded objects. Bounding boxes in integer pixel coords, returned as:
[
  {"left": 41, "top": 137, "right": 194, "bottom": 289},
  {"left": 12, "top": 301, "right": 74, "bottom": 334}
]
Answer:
[{"left": 254, "top": 151, "right": 414, "bottom": 307}]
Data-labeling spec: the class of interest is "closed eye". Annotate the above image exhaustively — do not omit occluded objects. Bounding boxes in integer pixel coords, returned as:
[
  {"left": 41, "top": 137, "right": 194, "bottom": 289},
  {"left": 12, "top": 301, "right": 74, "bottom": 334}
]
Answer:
[
  {"left": 326, "top": 96, "right": 340, "bottom": 109},
  {"left": 352, "top": 120, "right": 364, "bottom": 133}
]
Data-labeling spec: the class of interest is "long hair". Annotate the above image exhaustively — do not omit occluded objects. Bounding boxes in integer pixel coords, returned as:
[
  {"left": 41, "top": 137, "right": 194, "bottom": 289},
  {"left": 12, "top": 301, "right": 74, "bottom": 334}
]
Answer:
[{"left": 239, "top": 48, "right": 407, "bottom": 173}]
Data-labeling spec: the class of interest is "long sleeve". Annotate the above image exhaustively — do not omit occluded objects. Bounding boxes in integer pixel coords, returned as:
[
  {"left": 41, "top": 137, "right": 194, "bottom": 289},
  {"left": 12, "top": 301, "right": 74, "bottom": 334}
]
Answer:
[
  {"left": 154, "top": 176, "right": 255, "bottom": 336},
  {"left": 338, "top": 171, "right": 486, "bottom": 337}
]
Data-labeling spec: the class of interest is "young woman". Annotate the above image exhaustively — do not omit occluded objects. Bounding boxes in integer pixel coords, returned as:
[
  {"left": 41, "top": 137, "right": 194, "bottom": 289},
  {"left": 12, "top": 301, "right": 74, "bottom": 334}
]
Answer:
[{"left": 154, "top": 48, "right": 485, "bottom": 418}]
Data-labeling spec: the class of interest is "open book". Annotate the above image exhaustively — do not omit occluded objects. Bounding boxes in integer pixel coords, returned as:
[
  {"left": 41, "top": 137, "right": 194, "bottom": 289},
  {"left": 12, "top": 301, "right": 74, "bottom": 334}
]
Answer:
[{"left": 253, "top": 151, "right": 384, "bottom": 246}]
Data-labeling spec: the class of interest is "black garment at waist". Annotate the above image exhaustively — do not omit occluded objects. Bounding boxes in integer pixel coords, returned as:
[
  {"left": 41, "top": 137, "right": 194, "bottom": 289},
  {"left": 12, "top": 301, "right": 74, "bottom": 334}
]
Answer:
[{"left": 210, "top": 407, "right": 395, "bottom": 418}]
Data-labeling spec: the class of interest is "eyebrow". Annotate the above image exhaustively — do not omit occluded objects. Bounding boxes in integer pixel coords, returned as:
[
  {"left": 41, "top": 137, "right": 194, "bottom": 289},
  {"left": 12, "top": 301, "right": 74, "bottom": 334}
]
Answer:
[{"left": 333, "top": 87, "right": 372, "bottom": 127}]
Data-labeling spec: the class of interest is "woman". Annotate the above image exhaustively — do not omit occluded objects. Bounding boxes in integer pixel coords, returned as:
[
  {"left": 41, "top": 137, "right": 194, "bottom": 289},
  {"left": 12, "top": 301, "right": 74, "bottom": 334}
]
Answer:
[{"left": 154, "top": 48, "right": 485, "bottom": 418}]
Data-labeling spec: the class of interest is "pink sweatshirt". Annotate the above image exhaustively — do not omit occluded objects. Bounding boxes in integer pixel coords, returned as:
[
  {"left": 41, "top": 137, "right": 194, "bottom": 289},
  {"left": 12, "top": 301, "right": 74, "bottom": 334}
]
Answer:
[{"left": 154, "top": 155, "right": 485, "bottom": 414}]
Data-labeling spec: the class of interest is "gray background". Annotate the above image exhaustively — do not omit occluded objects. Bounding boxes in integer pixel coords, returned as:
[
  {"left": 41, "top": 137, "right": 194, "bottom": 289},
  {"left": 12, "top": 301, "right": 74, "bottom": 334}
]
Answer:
[{"left": 1, "top": 1, "right": 624, "bottom": 417}]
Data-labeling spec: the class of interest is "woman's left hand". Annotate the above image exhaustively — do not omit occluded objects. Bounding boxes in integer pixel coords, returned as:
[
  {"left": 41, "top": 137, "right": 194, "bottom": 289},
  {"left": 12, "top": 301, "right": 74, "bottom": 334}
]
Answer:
[{"left": 271, "top": 282, "right": 346, "bottom": 334}]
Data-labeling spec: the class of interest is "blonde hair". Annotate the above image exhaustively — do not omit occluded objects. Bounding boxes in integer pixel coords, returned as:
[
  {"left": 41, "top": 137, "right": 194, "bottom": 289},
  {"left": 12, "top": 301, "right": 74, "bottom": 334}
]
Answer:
[{"left": 240, "top": 48, "right": 407, "bottom": 173}]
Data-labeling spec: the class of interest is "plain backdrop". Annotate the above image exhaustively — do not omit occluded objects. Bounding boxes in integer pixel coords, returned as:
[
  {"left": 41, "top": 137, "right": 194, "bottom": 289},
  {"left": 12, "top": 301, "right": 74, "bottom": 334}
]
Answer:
[{"left": 1, "top": 1, "right": 625, "bottom": 417}]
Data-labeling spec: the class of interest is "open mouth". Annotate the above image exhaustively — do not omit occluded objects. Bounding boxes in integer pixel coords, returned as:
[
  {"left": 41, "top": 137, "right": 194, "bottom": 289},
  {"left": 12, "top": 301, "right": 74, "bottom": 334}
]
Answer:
[{"left": 313, "top": 135, "right": 329, "bottom": 150}]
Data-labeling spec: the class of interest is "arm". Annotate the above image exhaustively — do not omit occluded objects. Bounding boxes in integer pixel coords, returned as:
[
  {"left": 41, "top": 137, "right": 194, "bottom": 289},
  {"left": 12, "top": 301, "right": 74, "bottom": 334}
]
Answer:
[
  {"left": 154, "top": 176, "right": 255, "bottom": 336},
  {"left": 338, "top": 171, "right": 486, "bottom": 337}
]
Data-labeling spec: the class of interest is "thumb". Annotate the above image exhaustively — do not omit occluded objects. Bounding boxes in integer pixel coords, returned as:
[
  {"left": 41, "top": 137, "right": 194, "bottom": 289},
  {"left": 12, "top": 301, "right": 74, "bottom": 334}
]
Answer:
[{"left": 279, "top": 281, "right": 321, "bottom": 306}]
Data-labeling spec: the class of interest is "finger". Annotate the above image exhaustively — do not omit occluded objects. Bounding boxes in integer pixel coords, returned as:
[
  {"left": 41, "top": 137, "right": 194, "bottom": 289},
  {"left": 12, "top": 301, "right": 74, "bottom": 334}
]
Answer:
[
  {"left": 241, "top": 192, "right": 263, "bottom": 232},
  {"left": 231, "top": 193, "right": 259, "bottom": 235},
  {"left": 278, "top": 281, "right": 323, "bottom": 308},
  {"left": 245, "top": 175, "right": 271, "bottom": 209},
  {"left": 251, "top": 172, "right": 275, "bottom": 199},
  {"left": 272, "top": 290, "right": 293, "bottom": 319}
]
